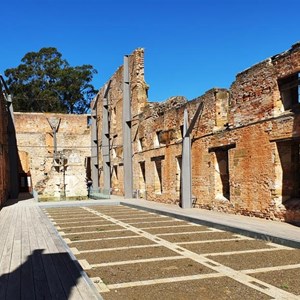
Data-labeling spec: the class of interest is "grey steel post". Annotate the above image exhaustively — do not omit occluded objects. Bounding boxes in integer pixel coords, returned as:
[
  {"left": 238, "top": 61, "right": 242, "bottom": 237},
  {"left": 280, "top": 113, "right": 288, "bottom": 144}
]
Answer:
[
  {"left": 123, "top": 55, "right": 133, "bottom": 198},
  {"left": 53, "top": 128, "right": 57, "bottom": 157},
  {"left": 181, "top": 102, "right": 204, "bottom": 209},
  {"left": 47, "top": 117, "right": 60, "bottom": 163},
  {"left": 102, "top": 83, "right": 111, "bottom": 194},
  {"left": 181, "top": 108, "right": 192, "bottom": 208},
  {"left": 90, "top": 100, "right": 99, "bottom": 190}
]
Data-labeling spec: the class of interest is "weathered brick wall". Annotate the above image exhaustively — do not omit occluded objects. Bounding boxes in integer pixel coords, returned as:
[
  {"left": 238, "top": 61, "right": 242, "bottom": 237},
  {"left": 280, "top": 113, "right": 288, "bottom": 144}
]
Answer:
[
  {"left": 132, "top": 96, "right": 187, "bottom": 203},
  {"left": 0, "top": 93, "right": 9, "bottom": 206},
  {"left": 95, "top": 48, "right": 148, "bottom": 194},
  {"left": 96, "top": 44, "right": 300, "bottom": 222},
  {"left": 14, "top": 113, "right": 91, "bottom": 200}
]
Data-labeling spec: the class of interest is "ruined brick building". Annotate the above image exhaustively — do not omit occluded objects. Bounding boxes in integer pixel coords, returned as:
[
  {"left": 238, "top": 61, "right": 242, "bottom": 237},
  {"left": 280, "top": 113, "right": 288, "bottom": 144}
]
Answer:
[
  {"left": 15, "top": 113, "right": 91, "bottom": 200},
  {"left": 0, "top": 76, "right": 92, "bottom": 203},
  {"left": 93, "top": 43, "right": 300, "bottom": 223}
]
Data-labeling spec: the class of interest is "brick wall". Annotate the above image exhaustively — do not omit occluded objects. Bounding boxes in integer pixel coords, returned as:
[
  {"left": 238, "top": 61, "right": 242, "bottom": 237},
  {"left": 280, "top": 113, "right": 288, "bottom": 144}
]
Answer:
[
  {"left": 95, "top": 48, "right": 148, "bottom": 195},
  {"left": 14, "top": 113, "right": 91, "bottom": 200},
  {"left": 95, "top": 44, "right": 300, "bottom": 222}
]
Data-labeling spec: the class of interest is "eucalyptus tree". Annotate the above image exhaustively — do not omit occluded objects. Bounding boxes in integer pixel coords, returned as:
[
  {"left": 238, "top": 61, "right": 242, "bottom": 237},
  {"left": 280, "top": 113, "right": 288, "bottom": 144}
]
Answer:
[{"left": 4, "top": 47, "right": 97, "bottom": 113}]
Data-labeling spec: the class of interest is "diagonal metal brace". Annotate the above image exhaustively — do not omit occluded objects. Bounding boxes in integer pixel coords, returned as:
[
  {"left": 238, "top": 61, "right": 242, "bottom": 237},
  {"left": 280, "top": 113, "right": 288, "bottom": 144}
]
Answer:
[
  {"left": 181, "top": 101, "right": 204, "bottom": 209},
  {"left": 185, "top": 101, "right": 204, "bottom": 137}
]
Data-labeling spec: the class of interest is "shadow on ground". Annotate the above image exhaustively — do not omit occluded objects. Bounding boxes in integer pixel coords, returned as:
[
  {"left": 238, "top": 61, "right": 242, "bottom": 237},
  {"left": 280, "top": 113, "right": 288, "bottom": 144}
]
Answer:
[
  {"left": 3, "top": 192, "right": 34, "bottom": 207},
  {"left": 0, "top": 249, "right": 84, "bottom": 299}
]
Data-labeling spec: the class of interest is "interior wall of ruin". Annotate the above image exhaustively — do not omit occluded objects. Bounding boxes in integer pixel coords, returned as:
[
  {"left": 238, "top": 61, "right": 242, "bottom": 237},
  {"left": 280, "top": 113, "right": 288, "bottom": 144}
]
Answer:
[
  {"left": 14, "top": 112, "right": 91, "bottom": 200},
  {"left": 96, "top": 43, "right": 300, "bottom": 222}
]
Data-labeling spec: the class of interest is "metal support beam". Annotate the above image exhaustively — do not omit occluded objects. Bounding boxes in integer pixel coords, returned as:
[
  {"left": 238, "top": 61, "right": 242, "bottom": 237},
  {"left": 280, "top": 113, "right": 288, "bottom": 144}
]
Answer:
[
  {"left": 90, "top": 97, "right": 99, "bottom": 190},
  {"left": 102, "top": 83, "right": 111, "bottom": 194},
  {"left": 181, "top": 108, "right": 192, "bottom": 208},
  {"left": 123, "top": 55, "right": 133, "bottom": 198},
  {"left": 181, "top": 102, "right": 204, "bottom": 209},
  {"left": 47, "top": 117, "right": 61, "bottom": 162}
]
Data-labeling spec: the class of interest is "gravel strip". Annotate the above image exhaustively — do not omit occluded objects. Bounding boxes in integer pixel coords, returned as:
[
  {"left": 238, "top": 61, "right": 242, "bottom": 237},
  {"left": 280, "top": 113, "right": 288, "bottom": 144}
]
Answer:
[
  {"left": 102, "top": 276, "right": 272, "bottom": 300},
  {"left": 86, "top": 258, "right": 215, "bottom": 284},
  {"left": 70, "top": 236, "right": 155, "bottom": 251},
  {"left": 207, "top": 249, "right": 300, "bottom": 270},
  {"left": 75, "top": 246, "right": 179, "bottom": 264}
]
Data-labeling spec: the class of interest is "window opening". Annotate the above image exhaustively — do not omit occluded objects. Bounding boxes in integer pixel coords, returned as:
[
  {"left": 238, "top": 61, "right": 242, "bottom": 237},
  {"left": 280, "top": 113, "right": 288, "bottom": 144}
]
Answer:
[
  {"left": 113, "top": 165, "right": 118, "bottom": 180},
  {"left": 176, "top": 156, "right": 182, "bottom": 194},
  {"left": 154, "top": 160, "right": 162, "bottom": 194},
  {"left": 276, "top": 141, "right": 300, "bottom": 202},
  {"left": 87, "top": 116, "right": 92, "bottom": 127},
  {"left": 154, "top": 131, "right": 160, "bottom": 148},
  {"left": 209, "top": 144, "right": 235, "bottom": 201},
  {"left": 278, "top": 72, "right": 300, "bottom": 110},
  {"left": 138, "top": 161, "right": 146, "bottom": 197},
  {"left": 151, "top": 156, "right": 164, "bottom": 194},
  {"left": 137, "top": 138, "right": 144, "bottom": 152}
]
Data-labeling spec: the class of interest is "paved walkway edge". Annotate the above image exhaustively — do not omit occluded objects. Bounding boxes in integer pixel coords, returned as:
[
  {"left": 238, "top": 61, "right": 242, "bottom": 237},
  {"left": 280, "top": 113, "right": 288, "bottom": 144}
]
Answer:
[{"left": 121, "top": 201, "right": 300, "bottom": 249}]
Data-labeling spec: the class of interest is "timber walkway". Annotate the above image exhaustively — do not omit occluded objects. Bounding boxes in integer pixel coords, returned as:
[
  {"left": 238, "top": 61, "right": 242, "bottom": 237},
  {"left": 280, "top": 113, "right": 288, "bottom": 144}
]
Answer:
[{"left": 0, "top": 195, "right": 101, "bottom": 300}]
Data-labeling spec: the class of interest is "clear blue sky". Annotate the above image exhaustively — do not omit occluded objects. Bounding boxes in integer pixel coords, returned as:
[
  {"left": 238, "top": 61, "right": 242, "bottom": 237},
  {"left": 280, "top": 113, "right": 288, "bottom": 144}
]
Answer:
[{"left": 0, "top": 0, "right": 299, "bottom": 102}]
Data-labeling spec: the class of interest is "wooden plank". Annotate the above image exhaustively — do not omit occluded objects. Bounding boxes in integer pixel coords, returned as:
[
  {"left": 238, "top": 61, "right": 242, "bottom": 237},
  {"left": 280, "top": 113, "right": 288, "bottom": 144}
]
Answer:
[
  {"left": 31, "top": 206, "right": 67, "bottom": 300},
  {"left": 0, "top": 206, "right": 13, "bottom": 300},
  {"left": 38, "top": 208, "right": 101, "bottom": 300},
  {"left": 37, "top": 207, "right": 83, "bottom": 300},
  {"left": 26, "top": 206, "right": 52, "bottom": 300},
  {"left": 20, "top": 207, "right": 35, "bottom": 300},
  {"left": 0, "top": 206, "right": 18, "bottom": 299},
  {"left": 0, "top": 206, "right": 12, "bottom": 262},
  {"left": 6, "top": 207, "right": 22, "bottom": 300},
  {"left": 39, "top": 206, "right": 91, "bottom": 299}
]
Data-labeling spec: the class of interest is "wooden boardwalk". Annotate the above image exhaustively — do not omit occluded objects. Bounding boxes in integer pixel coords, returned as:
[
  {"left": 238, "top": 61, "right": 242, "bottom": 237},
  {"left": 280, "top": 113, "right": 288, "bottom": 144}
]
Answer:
[{"left": 0, "top": 196, "right": 101, "bottom": 300}]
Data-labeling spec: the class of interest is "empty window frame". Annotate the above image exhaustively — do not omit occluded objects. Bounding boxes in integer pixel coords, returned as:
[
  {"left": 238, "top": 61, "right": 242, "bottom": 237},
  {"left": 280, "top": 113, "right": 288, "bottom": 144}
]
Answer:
[
  {"left": 209, "top": 144, "right": 235, "bottom": 200},
  {"left": 278, "top": 72, "right": 300, "bottom": 110},
  {"left": 151, "top": 156, "right": 165, "bottom": 194},
  {"left": 87, "top": 116, "right": 92, "bottom": 127},
  {"left": 176, "top": 156, "right": 182, "bottom": 193},
  {"left": 276, "top": 140, "right": 300, "bottom": 201},
  {"left": 137, "top": 137, "right": 145, "bottom": 152},
  {"left": 112, "top": 148, "right": 117, "bottom": 158},
  {"left": 138, "top": 161, "right": 146, "bottom": 197},
  {"left": 113, "top": 165, "right": 118, "bottom": 180},
  {"left": 154, "top": 131, "right": 166, "bottom": 148},
  {"left": 153, "top": 131, "right": 160, "bottom": 148}
]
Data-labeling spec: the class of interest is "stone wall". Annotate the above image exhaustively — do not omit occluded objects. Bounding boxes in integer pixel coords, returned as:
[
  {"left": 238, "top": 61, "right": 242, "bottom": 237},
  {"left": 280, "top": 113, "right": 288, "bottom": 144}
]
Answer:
[
  {"left": 14, "top": 112, "right": 91, "bottom": 200},
  {"left": 95, "top": 44, "right": 300, "bottom": 222}
]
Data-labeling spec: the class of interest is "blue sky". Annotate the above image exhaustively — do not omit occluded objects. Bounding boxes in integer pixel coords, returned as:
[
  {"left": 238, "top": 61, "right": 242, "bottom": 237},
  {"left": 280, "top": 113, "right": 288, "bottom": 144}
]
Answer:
[{"left": 0, "top": 0, "right": 299, "bottom": 102}]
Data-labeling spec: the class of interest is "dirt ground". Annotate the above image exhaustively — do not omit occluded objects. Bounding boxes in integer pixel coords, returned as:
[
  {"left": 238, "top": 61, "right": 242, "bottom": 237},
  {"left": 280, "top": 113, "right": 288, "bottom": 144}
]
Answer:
[
  {"left": 45, "top": 205, "right": 300, "bottom": 300},
  {"left": 102, "top": 277, "right": 272, "bottom": 300}
]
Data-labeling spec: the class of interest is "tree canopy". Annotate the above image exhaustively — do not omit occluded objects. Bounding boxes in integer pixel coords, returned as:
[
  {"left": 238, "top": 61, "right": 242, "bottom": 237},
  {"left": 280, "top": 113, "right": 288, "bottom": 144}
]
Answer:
[{"left": 4, "top": 47, "right": 98, "bottom": 114}]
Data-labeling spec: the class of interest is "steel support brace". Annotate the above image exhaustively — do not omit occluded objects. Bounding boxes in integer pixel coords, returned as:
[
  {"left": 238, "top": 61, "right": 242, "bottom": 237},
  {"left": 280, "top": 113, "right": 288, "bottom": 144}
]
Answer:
[
  {"left": 123, "top": 55, "right": 133, "bottom": 198},
  {"left": 181, "top": 108, "right": 192, "bottom": 208},
  {"left": 102, "top": 83, "right": 111, "bottom": 194},
  {"left": 181, "top": 102, "right": 204, "bottom": 208},
  {"left": 91, "top": 102, "right": 99, "bottom": 190}
]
